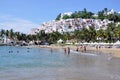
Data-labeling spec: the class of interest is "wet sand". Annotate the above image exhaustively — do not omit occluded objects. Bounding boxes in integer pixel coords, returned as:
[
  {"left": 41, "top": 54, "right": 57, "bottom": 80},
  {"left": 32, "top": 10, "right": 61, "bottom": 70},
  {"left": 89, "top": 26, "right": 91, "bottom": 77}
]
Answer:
[
  {"left": 86, "top": 47, "right": 120, "bottom": 58},
  {"left": 26, "top": 45, "right": 120, "bottom": 58},
  {"left": 50, "top": 45, "right": 120, "bottom": 58}
]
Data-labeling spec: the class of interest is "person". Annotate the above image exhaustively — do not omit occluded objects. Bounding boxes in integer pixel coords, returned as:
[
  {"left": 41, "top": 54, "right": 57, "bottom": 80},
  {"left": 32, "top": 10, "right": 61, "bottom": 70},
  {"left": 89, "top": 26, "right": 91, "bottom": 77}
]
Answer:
[
  {"left": 50, "top": 48, "right": 53, "bottom": 53},
  {"left": 64, "top": 47, "right": 67, "bottom": 54},
  {"left": 17, "top": 51, "right": 19, "bottom": 53},
  {"left": 76, "top": 47, "right": 79, "bottom": 51},
  {"left": 68, "top": 47, "right": 70, "bottom": 54},
  {"left": 83, "top": 45, "right": 86, "bottom": 52},
  {"left": 99, "top": 45, "right": 101, "bottom": 49},
  {"left": 80, "top": 46, "right": 83, "bottom": 52},
  {"left": 96, "top": 45, "right": 98, "bottom": 50}
]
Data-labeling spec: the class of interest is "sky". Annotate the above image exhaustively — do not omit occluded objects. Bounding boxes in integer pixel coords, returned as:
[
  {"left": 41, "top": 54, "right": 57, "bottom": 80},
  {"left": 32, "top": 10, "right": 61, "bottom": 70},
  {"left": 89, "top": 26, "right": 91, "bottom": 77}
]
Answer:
[{"left": 0, "top": 0, "right": 119, "bottom": 33}]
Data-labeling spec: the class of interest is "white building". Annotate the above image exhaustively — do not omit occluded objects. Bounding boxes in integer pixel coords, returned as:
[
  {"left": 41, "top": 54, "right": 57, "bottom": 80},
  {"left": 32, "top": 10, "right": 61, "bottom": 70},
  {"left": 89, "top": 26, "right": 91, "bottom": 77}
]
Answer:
[
  {"left": 38, "top": 18, "right": 113, "bottom": 34},
  {"left": 0, "top": 35, "right": 13, "bottom": 44},
  {"left": 61, "top": 12, "right": 73, "bottom": 20},
  {"left": 93, "top": 14, "right": 98, "bottom": 18},
  {"left": 107, "top": 9, "right": 115, "bottom": 15}
]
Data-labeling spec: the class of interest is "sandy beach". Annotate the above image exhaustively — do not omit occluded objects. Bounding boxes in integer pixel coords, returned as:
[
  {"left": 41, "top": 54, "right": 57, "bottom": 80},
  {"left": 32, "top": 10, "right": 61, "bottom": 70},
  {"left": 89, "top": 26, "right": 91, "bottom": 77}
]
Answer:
[
  {"left": 50, "top": 45, "right": 120, "bottom": 58},
  {"left": 26, "top": 44, "right": 120, "bottom": 58},
  {"left": 87, "top": 47, "right": 120, "bottom": 58}
]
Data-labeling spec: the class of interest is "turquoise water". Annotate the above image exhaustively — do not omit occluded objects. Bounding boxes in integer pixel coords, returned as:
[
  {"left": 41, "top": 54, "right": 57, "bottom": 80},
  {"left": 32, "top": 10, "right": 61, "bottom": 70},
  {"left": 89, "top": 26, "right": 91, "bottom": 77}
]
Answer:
[
  {"left": 0, "top": 46, "right": 70, "bottom": 70},
  {"left": 0, "top": 46, "right": 120, "bottom": 80}
]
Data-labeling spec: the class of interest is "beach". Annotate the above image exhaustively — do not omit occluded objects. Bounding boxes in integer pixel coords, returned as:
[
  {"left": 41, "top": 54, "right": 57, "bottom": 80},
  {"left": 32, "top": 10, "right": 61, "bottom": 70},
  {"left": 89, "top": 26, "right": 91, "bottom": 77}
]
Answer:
[
  {"left": 26, "top": 44, "right": 120, "bottom": 58},
  {"left": 86, "top": 47, "right": 120, "bottom": 58},
  {"left": 42, "top": 44, "right": 120, "bottom": 58}
]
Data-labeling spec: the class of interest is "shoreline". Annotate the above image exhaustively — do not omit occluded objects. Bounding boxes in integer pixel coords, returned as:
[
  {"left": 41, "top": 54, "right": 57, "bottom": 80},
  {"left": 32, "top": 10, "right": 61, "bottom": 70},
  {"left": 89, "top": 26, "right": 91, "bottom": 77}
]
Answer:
[
  {"left": 87, "top": 47, "right": 120, "bottom": 58},
  {"left": 24, "top": 44, "right": 120, "bottom": 58}
]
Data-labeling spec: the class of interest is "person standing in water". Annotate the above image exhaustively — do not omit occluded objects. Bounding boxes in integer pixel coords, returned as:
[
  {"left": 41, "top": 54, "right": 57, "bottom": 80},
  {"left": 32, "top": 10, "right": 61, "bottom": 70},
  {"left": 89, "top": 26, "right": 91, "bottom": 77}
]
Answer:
[
  {"left": 64, "top": 47, "right": 67, "bottom": 54},
  {"left": 76, "top": 47, "right": 79, "bottom": 51},
  {"left": 84, "top": 45, "right": 86, "bottom": 52},
  {"left": 50, "top": 48, "right": 53, "bottom": 53},
  {"left": 68, "top": 47, "right": 70, "bottom": 55}
]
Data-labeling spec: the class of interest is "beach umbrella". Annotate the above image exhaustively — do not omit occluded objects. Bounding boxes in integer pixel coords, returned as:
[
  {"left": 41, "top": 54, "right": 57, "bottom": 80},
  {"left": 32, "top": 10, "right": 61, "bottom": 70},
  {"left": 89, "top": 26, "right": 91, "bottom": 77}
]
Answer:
[{"left": 113, "top": 40, "right": 120, "bottom": 45}]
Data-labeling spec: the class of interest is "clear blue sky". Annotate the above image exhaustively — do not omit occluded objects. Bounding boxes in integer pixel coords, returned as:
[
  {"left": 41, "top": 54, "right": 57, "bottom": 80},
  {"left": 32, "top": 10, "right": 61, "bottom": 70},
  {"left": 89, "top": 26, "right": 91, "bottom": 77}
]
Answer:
[{"left": 0, "top": 0, "right": 119, "bottom": 33}]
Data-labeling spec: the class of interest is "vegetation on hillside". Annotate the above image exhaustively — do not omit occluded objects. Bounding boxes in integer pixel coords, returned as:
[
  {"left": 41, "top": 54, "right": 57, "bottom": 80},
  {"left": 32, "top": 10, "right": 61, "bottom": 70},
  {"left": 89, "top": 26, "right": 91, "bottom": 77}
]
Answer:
[
  {"left": 0, "top": 23, "right": 120, "bottom": 44},
  {"left": 56, "top": 8, "right": 120, "bottom": 22}
]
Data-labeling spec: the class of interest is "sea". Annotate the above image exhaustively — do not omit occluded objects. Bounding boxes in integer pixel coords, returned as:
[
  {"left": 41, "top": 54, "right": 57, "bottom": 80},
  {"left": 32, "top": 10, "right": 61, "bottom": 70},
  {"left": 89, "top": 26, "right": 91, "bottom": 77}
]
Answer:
[{"left": 0, "top": 46, "right": 120, "bottom": 80}]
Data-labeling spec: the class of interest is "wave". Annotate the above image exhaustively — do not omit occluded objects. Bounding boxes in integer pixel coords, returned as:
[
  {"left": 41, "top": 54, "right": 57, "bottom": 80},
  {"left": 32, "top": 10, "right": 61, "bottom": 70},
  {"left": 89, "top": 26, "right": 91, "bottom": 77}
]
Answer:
[{"left": 70, "top": 50, "right": 98, "bottom": 56}]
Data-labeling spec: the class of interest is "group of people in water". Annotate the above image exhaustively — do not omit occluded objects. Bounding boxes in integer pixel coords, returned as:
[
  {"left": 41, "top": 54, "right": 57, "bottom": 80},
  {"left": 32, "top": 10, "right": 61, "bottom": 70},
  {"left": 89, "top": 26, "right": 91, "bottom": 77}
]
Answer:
[
  {"left": 64, "top": 45, "right": 87, "bottom": 55},
  {"left": 76, "top": 45, "right": 87, "bottom": 52},
  {"left": 96, "top": 45, "right": 101, "bottom": 50},
  {"left": 8, "top": 48, "right": 30, "bottom": 53},
  {"left": 64, "top": 47, "right": 70, "bottom": 54},
  {"left": 7, "top": 46, "right": 87, "bottom": 54}
]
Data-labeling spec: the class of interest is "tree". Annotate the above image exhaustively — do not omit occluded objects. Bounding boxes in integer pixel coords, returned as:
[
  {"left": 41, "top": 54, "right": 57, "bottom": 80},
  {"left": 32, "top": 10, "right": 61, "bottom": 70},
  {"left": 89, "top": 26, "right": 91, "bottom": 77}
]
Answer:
[
  {"left": 62, "top": 32, "right": 71, "bottom": 41},
  {"left": 98, "top": 10, "right": 104, "bottom": 20},
  {"left": 104, "top": 23, "right": 116, "bottom": 43},
  {"left": 14, "top": 32, "right": 20, "bottom": 41},
  {"left": 103, "top": 8, "right": 108, "bottom": 15},
  {"left": 9, "top": 29, "right": 14, "bottom": 39},
  {"left": 62, "top": 15, "right": 70, "bottom": 19},
  {"left": 40, "top": 30, "right": 46, "bottom": 41},
  {"left": 109, "top": 14, "right": 119, "bottom": 22},
  {"left": 74, "top": 30, "right": 81, "bottom": 42},
  {"left": 36, "top": 33, "right": 41, "bottom": 41},
  {"left": 96, "top": 29, "right": 105, "bottom": 42},
  {"left": 56, "top": 13, "right": 61, "bottom": 20},
  {"left": 87, "top": 12, "right": 94, "bottom": 18},
  {"left": 89, "top": 26, "right": 96, "bottom": 42},
  {"left": 5, "top": 30, "right": 9, "bottom": 37},
  {"left": 80, "top": 28, "right": 90, "bottom": 42},
  {"left": 71, "top": 13, "right": 77, "bottom": 18},
  {"left": 115, "top": 25, "right": 120, "bottom": 41},
  {"left": 47, "top": 32, "right": 61, "bottom": 43},
  {"left": 0, "top": 29, "right": 5, "bottom": 36}
]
